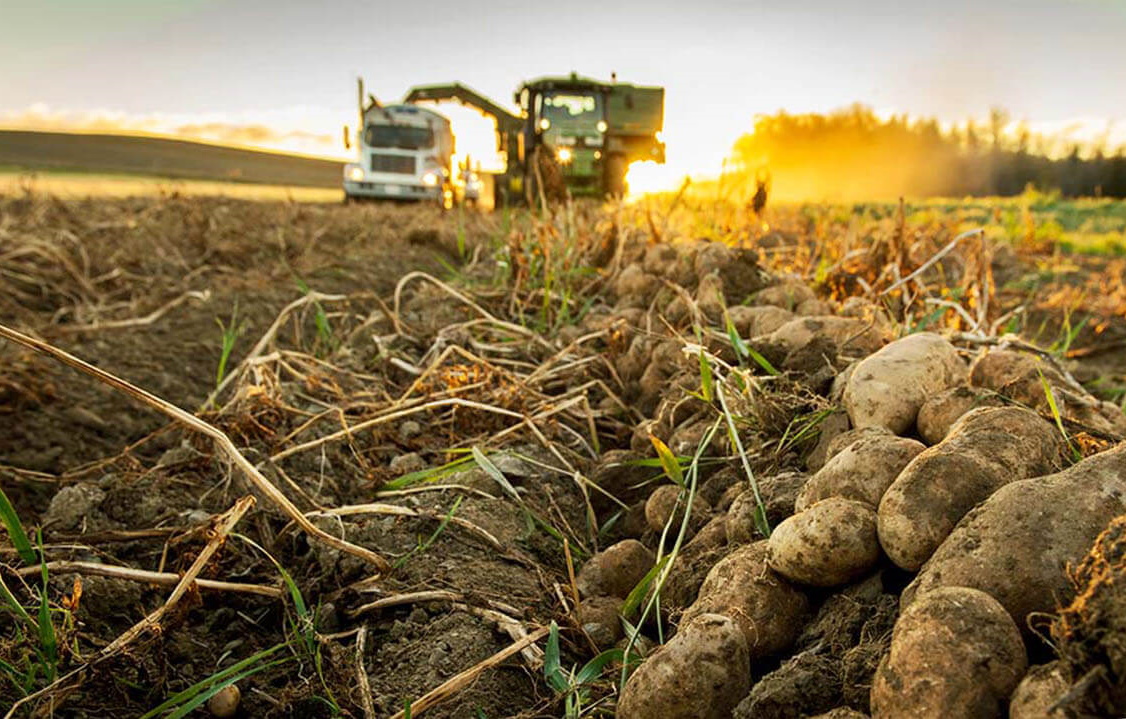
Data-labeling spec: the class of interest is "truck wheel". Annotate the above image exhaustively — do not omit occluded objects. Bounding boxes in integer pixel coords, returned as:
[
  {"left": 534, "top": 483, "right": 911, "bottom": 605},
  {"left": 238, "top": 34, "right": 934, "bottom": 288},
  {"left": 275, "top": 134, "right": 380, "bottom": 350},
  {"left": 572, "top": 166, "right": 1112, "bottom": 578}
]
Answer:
[{"left": 605, "top": 154, "right": 628, "bottom": 198}]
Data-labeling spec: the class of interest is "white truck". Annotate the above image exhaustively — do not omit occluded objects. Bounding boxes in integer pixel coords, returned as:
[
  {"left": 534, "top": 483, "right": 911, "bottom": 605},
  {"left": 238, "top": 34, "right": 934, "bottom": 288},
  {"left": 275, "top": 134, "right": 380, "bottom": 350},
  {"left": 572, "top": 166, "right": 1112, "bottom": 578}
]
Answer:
[{"left": 343, "top": 82, "right": 453, "bottom": 202}]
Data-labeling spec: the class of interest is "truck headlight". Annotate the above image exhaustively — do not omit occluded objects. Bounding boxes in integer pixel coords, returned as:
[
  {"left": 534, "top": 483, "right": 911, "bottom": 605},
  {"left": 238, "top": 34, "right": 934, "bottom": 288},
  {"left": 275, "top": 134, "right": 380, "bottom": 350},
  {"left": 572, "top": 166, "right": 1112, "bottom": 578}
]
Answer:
[
  {"left": 596, "top": 120, "right": 608, "bottom": 133},
  {"left": 422, "top": 171, "right": 440, "bottom": 187},
  {"left": 557, "top": 148, "right": 573, "bottom": 164},
  {"left": 539, "top": 118, "right": 551, "bottom": 131},
  {"left": 347, "top": 166, "right": 364, "bottom": 182}
]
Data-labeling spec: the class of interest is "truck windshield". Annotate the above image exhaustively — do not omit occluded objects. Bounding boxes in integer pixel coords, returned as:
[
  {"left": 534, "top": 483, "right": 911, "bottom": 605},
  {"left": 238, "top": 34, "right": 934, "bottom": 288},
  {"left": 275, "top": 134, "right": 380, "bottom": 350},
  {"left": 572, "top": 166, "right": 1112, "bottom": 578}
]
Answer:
[
  {"left": 539, "top": 93, "right": 602, "bottom": 129},
  {"left": 365, "top": 124, "right": 434, "bottom": 150}
]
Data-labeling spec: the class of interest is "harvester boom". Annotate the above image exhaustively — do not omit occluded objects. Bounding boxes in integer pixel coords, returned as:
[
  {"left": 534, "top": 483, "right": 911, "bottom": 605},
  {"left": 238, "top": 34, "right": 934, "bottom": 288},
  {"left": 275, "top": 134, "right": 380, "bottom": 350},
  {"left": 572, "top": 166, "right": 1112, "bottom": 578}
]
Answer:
[{"left": 403, "top": 83, "right": 523, "bottom": 134}]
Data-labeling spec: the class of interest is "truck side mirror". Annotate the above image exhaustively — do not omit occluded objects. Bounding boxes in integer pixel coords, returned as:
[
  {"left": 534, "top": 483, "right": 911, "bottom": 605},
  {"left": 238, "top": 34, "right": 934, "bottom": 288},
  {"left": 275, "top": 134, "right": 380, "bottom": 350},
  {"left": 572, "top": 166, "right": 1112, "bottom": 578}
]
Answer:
[{"left": 343, "top": 125, "right": 351, "bottom": 150}]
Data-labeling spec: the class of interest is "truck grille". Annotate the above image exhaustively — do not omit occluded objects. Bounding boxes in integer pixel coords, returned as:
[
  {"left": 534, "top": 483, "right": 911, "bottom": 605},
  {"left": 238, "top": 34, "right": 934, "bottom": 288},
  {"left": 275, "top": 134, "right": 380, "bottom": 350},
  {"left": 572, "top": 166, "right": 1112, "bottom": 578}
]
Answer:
[{"left": 371, "top": 154, "right": 415, "bottom": 174}]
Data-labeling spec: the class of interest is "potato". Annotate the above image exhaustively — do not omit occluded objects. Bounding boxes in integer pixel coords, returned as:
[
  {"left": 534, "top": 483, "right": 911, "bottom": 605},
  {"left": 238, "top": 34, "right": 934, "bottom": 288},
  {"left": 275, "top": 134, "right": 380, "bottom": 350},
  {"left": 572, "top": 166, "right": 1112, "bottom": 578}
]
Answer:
[
  {"left": 843, "top": 332, "right": 966, "bottom": 434},
  {"left": 576, "top": 595, "right": 624, "bottom": 648},
  {"left": 728, "top": 304, "right": 795, "bottom": 338},
  {"left": 695, "top": 272, "right": 727, "bottom": 323},
  {"left": 617, "top": 613, "right": 751, "bottom": 719},
  {"left": 767, "top": 498, "right": 881, "bottom": 587},
  {"left": 645, "top": 484, "right": 711, "bottom": 534},
  {"left": 796, "top": 434, "right": 925, "bottom": 511},
  {"left": 684, "top": 514, "right": 729, "bottom": 554},
  {"left": 970, "top": 350, "right": 1126, "bottom": 436},
  {"left": 682, "top": 541, "right": 809, "bottom": 659},
  {"left": 588, "top": 449, "right": 653, "bottom": 513},
  {"left": 805, "top": 410, "right": 852, "bottom": 472},
  {"left": 877, "top": 407, "right": 1065, "bottom": 571},
  {"left": 755, "top": 280, "right": 817, "bottom": 310},
  {"left": 916, "top": 386, "right": 1006, "bottom": 445},
  {"left": 575, "top": 539, "right": 655, "bottom": 599},
  {"left": 796, "top": 298, "right": 832, "bottom": 316},
  {"left": 871, "top": 586, "right": 1027, "bottom": 719},
  {"left": 1008, "top": 662, "right": 1069, "bottom": 719},
  {"left": 903, "top": 442, "right": 1126, "bottom": 632},
  {"left": 727, "top": 472, "right": 807, "bottom": 540},
  {"left": 764, "top": 316, "right": 890, "bottom": 358},
  {"left": 613, "top": 264, "right": 660, "bottom": 308}
]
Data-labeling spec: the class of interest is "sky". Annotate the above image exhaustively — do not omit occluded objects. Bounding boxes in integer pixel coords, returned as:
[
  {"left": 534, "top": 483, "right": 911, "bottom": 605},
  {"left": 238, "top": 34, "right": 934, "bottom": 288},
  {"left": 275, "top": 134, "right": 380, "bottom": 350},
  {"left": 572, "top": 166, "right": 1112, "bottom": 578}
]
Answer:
[{"left": 2, "top": 0, "right": 1126, "bottom": 189}]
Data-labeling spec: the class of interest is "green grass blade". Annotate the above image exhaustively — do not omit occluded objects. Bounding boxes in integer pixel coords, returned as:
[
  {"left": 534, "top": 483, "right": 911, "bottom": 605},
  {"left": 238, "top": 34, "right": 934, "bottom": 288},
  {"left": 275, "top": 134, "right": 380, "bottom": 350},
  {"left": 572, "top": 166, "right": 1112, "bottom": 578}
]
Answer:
[
  {"left": 574, "top": 648, "right": 623, "bottom": 686},
  {"left": 164, "top": 658, "right": 290, "bottom": 719},
  {"left": 0, "top": 487, "right": 36, "bottom": 565},
  {"left": 472, "top": 447, "right": 521, "bottom": 502},
  {"left": 745, "top": 345, "right": 779, "bottom": 376},
  {"left": 383, "top": 454, "right": 475, "bottom": 490},
  {"left": 1038, "top": 369, "right": 1079, "bottom": 461},
  {"left": 544, "top": 621, "right": 569, "bottom": 693},
  {"left": 36, "top": 533, "right": 57, "bottom": 680},
  {"left": 0, "top": 572, "right": 35, "bottom": 628},
  {"left": 139, "top": 644, "right": 288, "bottom": 718},
  {"left": 620, "top": 556, "right": 671, "bottom": 618},
  {"left": 698, "top": 350, "right": 715, "bottom": 402}
]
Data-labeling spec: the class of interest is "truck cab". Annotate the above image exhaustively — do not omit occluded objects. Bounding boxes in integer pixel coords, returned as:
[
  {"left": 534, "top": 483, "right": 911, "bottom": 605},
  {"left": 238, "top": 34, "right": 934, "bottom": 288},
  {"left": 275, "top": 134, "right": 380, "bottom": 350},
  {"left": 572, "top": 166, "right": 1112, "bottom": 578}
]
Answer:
[
  {"left": 517, "top": 74, "right": 665, "bottom": 197},
  {"left": 343, "top": 104, "right": 453, "bottom": 202}
]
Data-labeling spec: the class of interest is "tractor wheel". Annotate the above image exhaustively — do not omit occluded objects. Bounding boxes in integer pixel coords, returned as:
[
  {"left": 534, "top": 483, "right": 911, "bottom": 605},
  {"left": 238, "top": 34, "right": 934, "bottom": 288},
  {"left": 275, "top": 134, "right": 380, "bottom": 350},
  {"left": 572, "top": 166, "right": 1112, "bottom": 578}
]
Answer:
[{"left": 604, "top": 154, "right": 628, "bottom": 198}]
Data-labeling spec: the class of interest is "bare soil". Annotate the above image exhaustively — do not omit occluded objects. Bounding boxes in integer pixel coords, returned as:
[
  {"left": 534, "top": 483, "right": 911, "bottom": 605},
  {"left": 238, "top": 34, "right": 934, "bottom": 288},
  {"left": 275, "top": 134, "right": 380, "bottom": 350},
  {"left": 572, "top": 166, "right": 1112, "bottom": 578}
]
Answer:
[{"left": 1, "top": 191, "right": 1125, "bottom": 719}]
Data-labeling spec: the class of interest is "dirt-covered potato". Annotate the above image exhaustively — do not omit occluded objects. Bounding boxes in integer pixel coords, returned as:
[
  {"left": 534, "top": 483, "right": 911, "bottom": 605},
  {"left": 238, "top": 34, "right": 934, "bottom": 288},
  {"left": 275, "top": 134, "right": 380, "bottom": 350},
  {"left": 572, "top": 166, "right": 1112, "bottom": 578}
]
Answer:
[
  {"left": 871, "top": 586, "right": 1027, "bottom": 719},
  {"left": 764, "top": 316, "right": 890, "bottom": 358},
  {"left": 904, "top": 442, "right": 1126, "bottom": 631},
  {"left": 681, "top": 541, "right": 809, "bottom": 659},
  {"left": 805, "top": 410, "right": 852, "bottom": 472},
  {"left": 767, "top": 498, "right": 881, "bottom": 587},
  {"left": 617, "top": 613, "right": 751, "bottom": 719},
  {"left": 613, "top": 264, "right": 661, "bottom": 308},
  {"left": 695, "top": 272, "right": 727, "bottom": 322},
  {"left": 645, "top": 484, "right": 712, "bottom": 535},
  {"left": 916, "top": 386, "right": 1007, "bottom": 445},
  {"left": 575, "top": 539, "right": 655, "bottom": 599},
  {"left": 796, "top": 434, "right": 925, "bottom": 511},
  {"left": 843, "top": 332, "right": 966, "bottom": 434},
  {"left": 728, "top": 304, "right": 795, "bottom": 339},
  {"left": 576, "top": 595, "right": 624, "bottom": 648},
  {"left": 1008, "top": 662, "right": 1069, "bottom": 719},
  {"left": 877, "top": 407, "right": 1065, "bottom": 571},
  {"left": 727, "top": 472, "right": 807, "bottom": 540},
  {"left": 755, "top": 280, "right": 817, "bottom": 310},
  {"left": 970, "top": 350, "right": 1126, "bottom": 436}
]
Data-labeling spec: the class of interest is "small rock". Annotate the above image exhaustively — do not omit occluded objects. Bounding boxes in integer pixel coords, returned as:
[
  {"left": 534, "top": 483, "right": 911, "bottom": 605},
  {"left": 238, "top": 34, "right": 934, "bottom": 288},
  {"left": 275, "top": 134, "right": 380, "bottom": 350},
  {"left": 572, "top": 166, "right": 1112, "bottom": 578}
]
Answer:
[
  {"left": 389, "top": 452, "right": 426, "bottom": 474},
  {"left": 207, "top": 684, "right": 240, "bottom": 718},
  {"left": 399, "top": 420, "right": 423, "bottom": 440}
]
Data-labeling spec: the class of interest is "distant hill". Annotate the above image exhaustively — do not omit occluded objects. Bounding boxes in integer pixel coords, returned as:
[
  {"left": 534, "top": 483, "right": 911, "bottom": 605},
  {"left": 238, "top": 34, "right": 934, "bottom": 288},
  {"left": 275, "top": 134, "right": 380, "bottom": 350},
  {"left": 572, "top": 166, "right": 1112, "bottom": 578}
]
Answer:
[{"left": 0, "top": 130, "right": 343, "bottom": 187}]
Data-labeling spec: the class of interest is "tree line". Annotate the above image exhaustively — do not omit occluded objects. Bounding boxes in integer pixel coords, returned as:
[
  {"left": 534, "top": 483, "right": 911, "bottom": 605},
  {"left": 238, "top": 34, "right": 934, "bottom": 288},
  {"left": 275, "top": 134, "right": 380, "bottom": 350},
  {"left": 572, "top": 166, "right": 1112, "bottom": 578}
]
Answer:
[{"left": 729, "top": 105, "right": 1126, "bottom": 201}]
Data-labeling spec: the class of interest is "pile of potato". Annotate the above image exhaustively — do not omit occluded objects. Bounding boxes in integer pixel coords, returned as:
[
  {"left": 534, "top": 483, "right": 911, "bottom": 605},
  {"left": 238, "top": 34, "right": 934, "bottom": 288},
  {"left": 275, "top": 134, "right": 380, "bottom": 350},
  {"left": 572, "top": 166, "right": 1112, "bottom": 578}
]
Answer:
[{"left": 573, "top": 241, "right": 1126, "bottom": 718}]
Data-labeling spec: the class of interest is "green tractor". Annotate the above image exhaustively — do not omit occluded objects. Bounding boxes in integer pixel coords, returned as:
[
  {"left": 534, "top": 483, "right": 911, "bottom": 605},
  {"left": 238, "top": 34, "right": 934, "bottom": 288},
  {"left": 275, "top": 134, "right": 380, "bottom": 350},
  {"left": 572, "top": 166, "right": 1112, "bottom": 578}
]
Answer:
[{"left": 404, "top": 73, "right": 664, "bottom": 205}]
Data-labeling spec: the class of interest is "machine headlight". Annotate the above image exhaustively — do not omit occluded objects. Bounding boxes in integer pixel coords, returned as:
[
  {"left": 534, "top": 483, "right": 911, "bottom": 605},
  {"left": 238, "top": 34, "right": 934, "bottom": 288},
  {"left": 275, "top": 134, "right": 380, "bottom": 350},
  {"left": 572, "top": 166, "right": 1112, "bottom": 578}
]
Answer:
[
  {"left": 539, "top": 118, "right": 551, "bottom": 131},
  {"left": 557, "top": 148, "right": 573, "bottom": 164},
  {"left": 346, "top": 165, "right": 364, "bottom": 182},
  {"left": 422, "top": 171, "right": 440, "bottom": 187},
  {"left": 596, "top": 120, "right": 608, "bottom": 133}
]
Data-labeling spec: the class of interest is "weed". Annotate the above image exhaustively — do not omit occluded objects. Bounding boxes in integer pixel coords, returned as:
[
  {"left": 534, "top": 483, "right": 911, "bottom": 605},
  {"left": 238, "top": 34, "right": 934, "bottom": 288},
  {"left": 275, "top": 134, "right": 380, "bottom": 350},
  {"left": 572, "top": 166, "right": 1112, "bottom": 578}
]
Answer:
[
  {"left": 294, "top": 277, "right": 336, "bottom": 355},
  {"left": 0, "top": 486, "right": 35, "bottom": 564},
  {"left": 393, "top": 496, "right": 464, "bottom": 569},
  {"left": 213, "top": 300, "right": 244, "bottom": 390},
  {"left": 544, "top": 621, "right": 623, "bottom": 718},
  {"left": 1038, "top": 368, "right": 1080, "bottom": 462}
]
